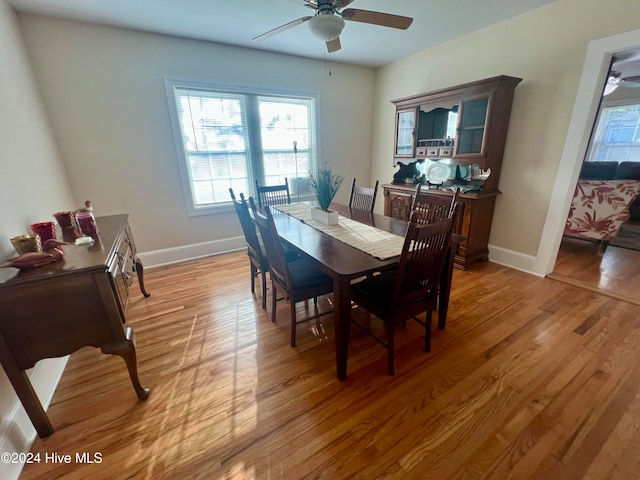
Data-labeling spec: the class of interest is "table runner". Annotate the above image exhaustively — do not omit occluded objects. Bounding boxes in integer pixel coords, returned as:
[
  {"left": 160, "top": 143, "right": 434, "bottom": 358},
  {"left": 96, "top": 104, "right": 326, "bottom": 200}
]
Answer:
[{"left": 273, "top": 204, "right": 405, "bottom": 260}]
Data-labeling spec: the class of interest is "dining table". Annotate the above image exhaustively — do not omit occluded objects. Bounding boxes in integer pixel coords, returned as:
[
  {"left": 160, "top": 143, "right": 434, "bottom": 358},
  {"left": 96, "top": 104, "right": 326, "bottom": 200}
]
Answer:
[{"left": 269, "top": 202, "right": 462, "bottom": 380}]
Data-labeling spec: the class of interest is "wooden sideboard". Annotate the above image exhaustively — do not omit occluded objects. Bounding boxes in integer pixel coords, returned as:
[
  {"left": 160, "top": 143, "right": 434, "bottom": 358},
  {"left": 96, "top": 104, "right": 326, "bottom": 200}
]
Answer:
[
  {"left": 0, "top": 214, "right": 150, "bottom": 437},
  {"left": 383, "top": 183, "right": 499, "bottom": 269}
]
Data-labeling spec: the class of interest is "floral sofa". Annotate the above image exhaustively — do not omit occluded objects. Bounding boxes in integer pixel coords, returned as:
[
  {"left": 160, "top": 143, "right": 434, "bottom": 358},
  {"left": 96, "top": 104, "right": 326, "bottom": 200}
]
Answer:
[
  {"left": 564, "top": 161, "right": 640, "bottom": 251},
  {"left": 578, "top": 161, "right": 640, "bottom": 219}
]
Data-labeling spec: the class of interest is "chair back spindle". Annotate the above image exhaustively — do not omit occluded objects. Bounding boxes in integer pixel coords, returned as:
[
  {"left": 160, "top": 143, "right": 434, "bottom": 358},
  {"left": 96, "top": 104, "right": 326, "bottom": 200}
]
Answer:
[
  {"left": 411, "top": 184, "right": 461, "bottom": 231},
  {"left": 255, "top": 179, "right": 291, "bottom": 212},
  {"left": 349, "top": 178, "right": 379, "bottom": 213}
]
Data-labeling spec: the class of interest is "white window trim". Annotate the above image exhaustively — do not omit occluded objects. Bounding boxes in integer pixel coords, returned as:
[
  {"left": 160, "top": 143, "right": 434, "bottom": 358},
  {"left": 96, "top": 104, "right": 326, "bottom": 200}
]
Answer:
[{"left": 164, "top": 77, "right": 321, "bottom": 216}]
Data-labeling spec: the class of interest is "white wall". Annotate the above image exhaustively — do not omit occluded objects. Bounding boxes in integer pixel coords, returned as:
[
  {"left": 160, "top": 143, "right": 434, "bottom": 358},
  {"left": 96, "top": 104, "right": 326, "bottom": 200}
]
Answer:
[
  {"left": 17, "top": 14, "right": 376, "bottom": 265},
  {"left": 372, "top": 0, "right": 640, "bottom": 274},
  {"left": 0, "top": 1, "right": 75, "bottom": 478}
]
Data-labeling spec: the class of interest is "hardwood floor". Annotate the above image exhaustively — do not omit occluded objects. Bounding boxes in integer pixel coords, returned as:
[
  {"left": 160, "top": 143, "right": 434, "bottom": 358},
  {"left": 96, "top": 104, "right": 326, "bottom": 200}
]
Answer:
[
  {"left": 20, "top": 250, "right": 640, "bottom": 479},
  {"left": 551, "top": 236, "right": 640, "bottom": 305}
]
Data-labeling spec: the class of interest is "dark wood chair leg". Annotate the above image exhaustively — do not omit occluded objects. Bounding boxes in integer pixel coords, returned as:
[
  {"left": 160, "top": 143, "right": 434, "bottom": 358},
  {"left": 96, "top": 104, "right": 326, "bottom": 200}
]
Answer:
[
  {"left": 250, "top": 264, "right": 257, "bottom": 294},
  {"left": 290, "top": 302, "right": 297, "bottom": 347},
  {"left": 387, "top": 325, "right": 395, "bottom": 376},
  {"left": 271, "top": 281, "right": 278, "bottom": 323},
  {"left": 261, "top": 271, "right": 267, "bottom": 310},
  {"left": 425, "top": 311, "right": 432, "bottom": 352}
]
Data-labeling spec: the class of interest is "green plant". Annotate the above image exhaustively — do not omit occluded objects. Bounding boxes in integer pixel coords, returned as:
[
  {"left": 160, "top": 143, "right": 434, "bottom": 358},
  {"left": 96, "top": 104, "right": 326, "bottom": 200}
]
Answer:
[{"left": 309, "top": 162, "right": 343, "bottom": 212}]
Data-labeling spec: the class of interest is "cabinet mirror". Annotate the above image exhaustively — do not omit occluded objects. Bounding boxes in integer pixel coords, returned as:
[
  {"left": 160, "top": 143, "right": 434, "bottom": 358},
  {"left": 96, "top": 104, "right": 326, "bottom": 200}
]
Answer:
[{"left": 418, "top": 101, "right": 458, "bottom": 141}]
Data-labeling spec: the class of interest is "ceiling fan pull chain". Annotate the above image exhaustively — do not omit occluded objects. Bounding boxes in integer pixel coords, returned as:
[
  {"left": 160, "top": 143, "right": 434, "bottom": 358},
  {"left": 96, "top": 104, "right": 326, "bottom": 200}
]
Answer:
[{"left": 324, "top": 50, "right": 333, "bottom": 78}]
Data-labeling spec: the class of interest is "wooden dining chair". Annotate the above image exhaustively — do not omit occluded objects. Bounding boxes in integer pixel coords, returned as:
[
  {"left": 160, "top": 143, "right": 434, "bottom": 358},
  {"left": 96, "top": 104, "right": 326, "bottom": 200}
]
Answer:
[
  {"left": 230, "top": 188, "right": 300, "bottom": 309},
  {"left": 252, "top": 204, "right": 334, "bottom": 347},
  {"left": 411, "top": 184, "right": 462, "bottom": 232},
  {"left": 348, "top": 178, "right": 379, "bottom": 213},
  {"left": 255, "top": 179, "right": 291, "bottom": 212},
  {"left": 350, "top": 210, "right": 457, "bottom": 375},
  {"left": 229, "top": 188, "right": 271, "bottom": 309}
]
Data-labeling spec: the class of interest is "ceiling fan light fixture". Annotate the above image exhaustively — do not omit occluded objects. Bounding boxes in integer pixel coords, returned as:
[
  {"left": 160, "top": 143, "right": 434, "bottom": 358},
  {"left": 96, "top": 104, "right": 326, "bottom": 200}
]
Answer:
[{"left": 308, "top": 14, "right": 345, "bottom": 41}]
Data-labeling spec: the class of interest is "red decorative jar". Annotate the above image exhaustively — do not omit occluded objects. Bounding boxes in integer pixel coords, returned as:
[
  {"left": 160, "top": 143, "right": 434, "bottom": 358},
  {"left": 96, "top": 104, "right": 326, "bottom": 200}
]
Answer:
[{"left": 75, "top": 211, "right": 98, "bottom": 235}]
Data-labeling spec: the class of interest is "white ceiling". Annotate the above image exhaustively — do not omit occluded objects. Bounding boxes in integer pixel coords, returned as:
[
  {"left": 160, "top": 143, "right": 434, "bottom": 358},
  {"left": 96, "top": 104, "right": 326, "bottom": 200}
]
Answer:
[{"left": 7, "top": 0, "right": 557, "bottom": 67}]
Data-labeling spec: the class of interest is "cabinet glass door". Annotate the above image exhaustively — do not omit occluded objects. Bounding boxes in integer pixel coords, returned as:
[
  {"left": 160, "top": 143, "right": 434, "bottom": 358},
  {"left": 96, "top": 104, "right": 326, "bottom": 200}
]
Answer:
[
  {"left": 455, "top": 93, "right": 493, "bottom": 162},
  {"left": 395, "top": 108, "right": 416, "bottom": 157}
]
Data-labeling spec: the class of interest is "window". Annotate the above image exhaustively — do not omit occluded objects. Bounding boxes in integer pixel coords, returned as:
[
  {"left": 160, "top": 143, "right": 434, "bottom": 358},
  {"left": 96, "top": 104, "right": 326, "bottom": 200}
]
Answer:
[
  {"left": 165, "top": 79, "right": 318, "bottom": 215},
  {"left": 587, "top": 101, "right": 640, "bottom": 163}
]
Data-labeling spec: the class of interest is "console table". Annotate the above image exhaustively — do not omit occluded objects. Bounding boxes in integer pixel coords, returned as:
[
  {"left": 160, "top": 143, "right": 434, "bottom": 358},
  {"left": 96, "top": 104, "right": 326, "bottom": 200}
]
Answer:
[{"left": 0, "top": 214, "right": 150, "bottom": 437}]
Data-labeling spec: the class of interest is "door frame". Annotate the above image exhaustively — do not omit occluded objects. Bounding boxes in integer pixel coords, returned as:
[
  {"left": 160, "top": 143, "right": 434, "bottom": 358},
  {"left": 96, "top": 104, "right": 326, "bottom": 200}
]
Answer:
[{"left": 536, "top": 28, "right": 640, "bottom": 276}]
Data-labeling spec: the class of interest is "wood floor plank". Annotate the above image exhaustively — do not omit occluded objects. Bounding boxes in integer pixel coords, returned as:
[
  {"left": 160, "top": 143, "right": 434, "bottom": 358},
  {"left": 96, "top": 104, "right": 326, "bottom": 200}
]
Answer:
[
  {"left": 18, "top": 251, "right": 640, "bottom": 479},
  {"left": 552, "top": 237, "right": 640, "bottom": 306}
]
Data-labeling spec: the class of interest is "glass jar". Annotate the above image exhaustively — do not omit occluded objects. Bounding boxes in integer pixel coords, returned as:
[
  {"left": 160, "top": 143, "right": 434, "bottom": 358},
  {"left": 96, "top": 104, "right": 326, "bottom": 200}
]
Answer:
[{"left": 75, "top": 211, "right": 98, "bottom": 235}]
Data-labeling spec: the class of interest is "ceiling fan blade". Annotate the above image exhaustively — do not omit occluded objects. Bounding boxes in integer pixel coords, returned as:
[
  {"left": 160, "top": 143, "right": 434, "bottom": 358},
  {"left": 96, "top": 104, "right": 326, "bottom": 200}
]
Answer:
[
  {"left": 252, "top": 16, "right": 312, "bottom": 41},
  {"left": 326, "top": 37, "right": 341, "bottom": 53},
  {"left": 341, "top": 9, "right": 413, "bottom": 30},
  {"left": 623, "top": 74, "right": 640, "bottom": 83},
  {"left": 287, "top": 0, "right": 319, "bottom": 10},
  {"left": 333, "top": 0, "right": 355, "bottom": 9}
]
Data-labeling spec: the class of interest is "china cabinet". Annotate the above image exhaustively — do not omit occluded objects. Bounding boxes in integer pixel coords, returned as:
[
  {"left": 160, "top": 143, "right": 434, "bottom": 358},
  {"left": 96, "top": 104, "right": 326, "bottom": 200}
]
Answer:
[{"left": 386, "top": 75, "right": 522, "bottom": 268}]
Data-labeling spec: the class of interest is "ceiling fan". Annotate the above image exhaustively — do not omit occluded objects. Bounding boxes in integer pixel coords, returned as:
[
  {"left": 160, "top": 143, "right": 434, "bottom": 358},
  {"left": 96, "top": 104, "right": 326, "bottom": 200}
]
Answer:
[
  {"left": 252, "top": 0, "right": 413, "bottom": 53},
  {"left": 604, "top": 71, "right": 640, "bottom": 95}
]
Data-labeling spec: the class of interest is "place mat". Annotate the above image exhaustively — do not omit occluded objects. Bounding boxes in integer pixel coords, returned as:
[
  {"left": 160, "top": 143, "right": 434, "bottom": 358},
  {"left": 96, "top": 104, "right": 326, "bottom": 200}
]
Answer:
[{"left": 273, "top": 204, "right": 405, "bottom": 260}]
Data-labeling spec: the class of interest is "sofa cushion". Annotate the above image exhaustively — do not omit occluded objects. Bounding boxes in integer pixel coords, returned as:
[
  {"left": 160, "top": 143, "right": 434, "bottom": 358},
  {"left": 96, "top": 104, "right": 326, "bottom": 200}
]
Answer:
[
  {"left": 564, "top": 179, "right": 640, "bottom": 241},
  {"left": 614, "top": 161, "right": 640, "bottom": 180},
  {"left": 579, "top": 161, "right": 618, "bottom": 179}
]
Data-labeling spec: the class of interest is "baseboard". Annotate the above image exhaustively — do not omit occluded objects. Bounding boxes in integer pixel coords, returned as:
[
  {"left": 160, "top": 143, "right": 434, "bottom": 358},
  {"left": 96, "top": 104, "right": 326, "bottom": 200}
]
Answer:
[
  {"left": 138, "top": 237, "right": 545, "bottom": 277},
  {"left": 0, "top": 357, "right": 68, "bottom": 480},
  {"left": 138, "top": 236, "right": 245, "bottom": 268},
  {"left": 488, "top": 243, "right": 545, "bottom": 277}
]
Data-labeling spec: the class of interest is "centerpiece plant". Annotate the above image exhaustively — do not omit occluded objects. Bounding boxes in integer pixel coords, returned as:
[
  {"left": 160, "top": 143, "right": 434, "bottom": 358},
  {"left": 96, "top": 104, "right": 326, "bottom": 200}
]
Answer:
[{"left": 309, "top": 162, "right": 343, "bottom": 212}]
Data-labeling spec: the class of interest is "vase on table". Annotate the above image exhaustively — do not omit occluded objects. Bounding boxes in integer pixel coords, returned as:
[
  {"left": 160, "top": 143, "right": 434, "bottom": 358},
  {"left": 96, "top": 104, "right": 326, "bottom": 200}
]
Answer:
[{"left": 310, "top": 206, "right": 339, "bottom": 226}]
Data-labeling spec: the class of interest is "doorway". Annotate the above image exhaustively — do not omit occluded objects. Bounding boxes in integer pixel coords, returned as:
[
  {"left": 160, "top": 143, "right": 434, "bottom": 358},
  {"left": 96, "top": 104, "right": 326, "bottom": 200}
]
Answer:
[
  {"left": 548, "top": 45, "right": 640, "bottom": 305},
  {"left": 533, "top": 29, "right": 640, "bottom": 275}
]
